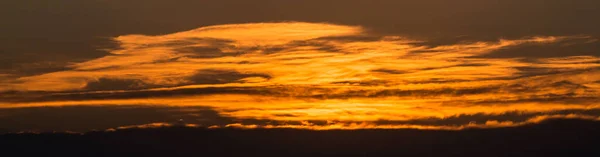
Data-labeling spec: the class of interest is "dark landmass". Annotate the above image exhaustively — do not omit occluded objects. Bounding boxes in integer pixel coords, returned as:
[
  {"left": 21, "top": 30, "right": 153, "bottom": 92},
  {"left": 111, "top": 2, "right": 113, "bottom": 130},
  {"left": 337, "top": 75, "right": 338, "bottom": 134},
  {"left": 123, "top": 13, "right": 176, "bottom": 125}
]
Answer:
[{"left": 1, "top": 119, "right": 599, "bottom": 157}]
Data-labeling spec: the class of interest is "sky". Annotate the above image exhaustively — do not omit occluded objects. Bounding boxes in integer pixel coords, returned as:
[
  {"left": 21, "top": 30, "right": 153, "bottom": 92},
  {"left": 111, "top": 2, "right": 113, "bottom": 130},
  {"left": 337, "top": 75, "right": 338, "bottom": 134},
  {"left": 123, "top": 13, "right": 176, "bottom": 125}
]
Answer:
[{"left": 1, "top": 0, "right": 599, "bottom": 132}]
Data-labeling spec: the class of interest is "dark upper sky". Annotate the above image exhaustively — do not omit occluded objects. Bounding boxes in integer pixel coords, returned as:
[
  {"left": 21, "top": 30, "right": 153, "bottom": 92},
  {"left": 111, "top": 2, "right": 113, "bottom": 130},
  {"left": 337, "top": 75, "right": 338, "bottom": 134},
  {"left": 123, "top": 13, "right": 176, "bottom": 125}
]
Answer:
[{"left": 2, "top": 0, "right": 599, "bottom": 72}]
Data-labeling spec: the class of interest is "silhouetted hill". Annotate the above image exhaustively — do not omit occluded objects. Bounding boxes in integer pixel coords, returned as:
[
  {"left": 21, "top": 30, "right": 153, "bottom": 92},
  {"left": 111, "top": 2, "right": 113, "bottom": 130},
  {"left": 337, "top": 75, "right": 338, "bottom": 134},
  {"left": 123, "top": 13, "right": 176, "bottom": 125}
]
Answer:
[{"left": 1, "top": 119, "right": 599, "bottom": 157}]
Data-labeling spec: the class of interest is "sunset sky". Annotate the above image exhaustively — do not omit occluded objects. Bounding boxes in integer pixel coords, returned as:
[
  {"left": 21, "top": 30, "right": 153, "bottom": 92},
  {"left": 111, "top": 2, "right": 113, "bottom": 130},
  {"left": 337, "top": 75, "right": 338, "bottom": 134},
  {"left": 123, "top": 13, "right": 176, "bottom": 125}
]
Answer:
[{"left": 1, "top": 0, "right": 599, "bottom": 132}]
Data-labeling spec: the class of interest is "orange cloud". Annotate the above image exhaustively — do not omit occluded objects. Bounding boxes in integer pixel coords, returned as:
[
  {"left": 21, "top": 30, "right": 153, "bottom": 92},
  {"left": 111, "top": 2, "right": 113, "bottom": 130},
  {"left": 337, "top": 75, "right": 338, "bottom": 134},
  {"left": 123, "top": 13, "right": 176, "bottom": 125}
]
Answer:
[{"left": 1, "top": 22, "right": 599, "bottom": 130}]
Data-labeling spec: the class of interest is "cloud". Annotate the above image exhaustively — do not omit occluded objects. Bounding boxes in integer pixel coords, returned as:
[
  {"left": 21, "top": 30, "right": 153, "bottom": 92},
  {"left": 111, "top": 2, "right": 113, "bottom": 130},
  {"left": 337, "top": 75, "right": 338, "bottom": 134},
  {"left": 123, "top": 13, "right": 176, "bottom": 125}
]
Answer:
[
  {"left": 83, "top": 78, "right": 152, "bottom": 91},
  {"left": 218, "top": 114, "right": 600, "bottom": 130},
  {"left": 3, "top": 105, "right": 600, "bottom": 133},
  {"left": 0, "top": 22, "right": 599, "bottom": 131},
  {"left": 479, "top": 36, "right": 600, "bottom": 58},
  {"left": 0, "top": 105, "right": 234, "bottom": 133},
  {"left": 188, "top": 69, "right": 271, "bottom": 85}
]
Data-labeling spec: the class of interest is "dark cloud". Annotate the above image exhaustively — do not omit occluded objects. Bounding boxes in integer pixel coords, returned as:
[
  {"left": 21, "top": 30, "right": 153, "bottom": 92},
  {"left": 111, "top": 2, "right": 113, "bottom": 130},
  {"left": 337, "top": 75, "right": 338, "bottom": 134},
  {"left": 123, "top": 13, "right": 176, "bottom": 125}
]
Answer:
[
  {"left": 2, "top": 105, "right": 599, "bottom": 133},
  {"left": 480, "top": 37, "right": 600, "bottom": 58},
  {"left": 159, "top": 38, "right": 239, "bottom": 59},
  {"left": 0, "top": 105, "right": 234, "bottom": 133},
  {"left": 371, "top": 69, "right": 410, "bottom": 74},
  {"left": 220, "top": 38, "right": 346, "bottom": 56},
  {"left": 373, "top": 64, "right": 491, "bottom": 76},
  {"left": 514, "top": 67, "right": 570, "bottom": 77},
  {"left": 83, "top": 78, "right": 151, "bottom": 91},
  {"left": 188, "top": 69, "right": 271, "bottom": 85},
  {"left": 0, "top": 86, "right": 283, "bottom": 103},
  {"left": 77, "top": 69, "right": 272, "bottom": 92},
  {"left": 207, "top": 109, "right": 600, "bottom": 128},
  {"left": 376, "top": 109, "right": 600, "bottom": 126},
  {"left": 0, "top": 105, "right": 334, "bottom": 133}
]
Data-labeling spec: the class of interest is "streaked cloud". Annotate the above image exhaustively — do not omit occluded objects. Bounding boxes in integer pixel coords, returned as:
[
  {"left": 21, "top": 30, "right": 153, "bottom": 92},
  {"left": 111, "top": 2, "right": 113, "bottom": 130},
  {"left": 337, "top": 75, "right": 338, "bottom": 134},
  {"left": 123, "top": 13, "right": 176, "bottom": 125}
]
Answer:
[{"left": 0, "top": 22, "right": 599, "bottom": 131}]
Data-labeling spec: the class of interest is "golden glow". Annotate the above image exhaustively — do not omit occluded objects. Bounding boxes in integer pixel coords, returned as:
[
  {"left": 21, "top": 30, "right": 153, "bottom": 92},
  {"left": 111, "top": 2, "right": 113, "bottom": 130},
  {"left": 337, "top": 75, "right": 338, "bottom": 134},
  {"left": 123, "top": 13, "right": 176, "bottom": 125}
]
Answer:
[{"left": 1, "top": 22, "right": 599, "bottom": 130}]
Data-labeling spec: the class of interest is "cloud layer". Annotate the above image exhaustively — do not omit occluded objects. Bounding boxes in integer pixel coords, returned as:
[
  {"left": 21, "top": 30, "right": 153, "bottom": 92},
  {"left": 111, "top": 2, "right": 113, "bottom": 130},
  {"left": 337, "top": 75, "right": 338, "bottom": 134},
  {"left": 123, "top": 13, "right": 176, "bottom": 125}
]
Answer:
[{"left": 1, "top": 22, "right": 599, "bottom": 131}]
